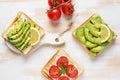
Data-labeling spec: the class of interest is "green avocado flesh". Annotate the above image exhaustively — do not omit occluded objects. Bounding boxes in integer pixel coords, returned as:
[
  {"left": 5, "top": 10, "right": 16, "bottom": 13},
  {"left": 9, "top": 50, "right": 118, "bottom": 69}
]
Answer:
[
  {"left": 6, "top": 17, "right": 38, "bottom": 52},
  {"left": 75, "top": 16, "right": 115, "bottom": 56}
]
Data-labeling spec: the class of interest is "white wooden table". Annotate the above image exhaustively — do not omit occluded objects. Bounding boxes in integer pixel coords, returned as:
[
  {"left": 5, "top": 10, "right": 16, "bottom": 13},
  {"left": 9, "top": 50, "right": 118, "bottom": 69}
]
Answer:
[{"left": 0, "top": 0, "right": 120, "bottom": 80}]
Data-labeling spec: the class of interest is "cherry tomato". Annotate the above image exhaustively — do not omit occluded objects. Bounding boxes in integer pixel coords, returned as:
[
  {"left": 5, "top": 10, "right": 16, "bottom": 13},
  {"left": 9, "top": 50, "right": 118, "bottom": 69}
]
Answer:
[
  {"left": 47, "top": 8, "right": 61, "bottom": 21},
  {"left": 49, "top": 65, "right": 61, "bottom": 78},
  {"left": 58, "top": 76, "right": 70, "bottom": 80},
  {"left": 62, "top": 2, "right": 74, "bottom": 16},
  {"left": 66, "top": 64, "right": 78, "bottom": 78},
  {"left": 48, "top": 0, "right": 62, "bottom": 7},
  {"left": 56, "top": 56, "right": 69, "bottom": 67}
]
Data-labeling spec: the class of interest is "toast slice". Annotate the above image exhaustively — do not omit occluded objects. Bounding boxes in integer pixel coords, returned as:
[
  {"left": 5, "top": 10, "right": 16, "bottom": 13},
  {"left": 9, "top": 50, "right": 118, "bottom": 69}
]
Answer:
[
  {"left": 41, "top": 49, "right": 83, "bottom": 80},
  {"left": 73, "top": 14, "right": 116, "bottom": 57},
  {"left": 2, "top": 11, "right": 45, "bottom": 55}
]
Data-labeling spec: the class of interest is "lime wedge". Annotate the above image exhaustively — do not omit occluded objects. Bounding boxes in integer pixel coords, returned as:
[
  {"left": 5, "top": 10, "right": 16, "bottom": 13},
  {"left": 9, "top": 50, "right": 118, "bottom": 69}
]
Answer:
[
  {"left": 101, "top": 24, "right": 110, "bottom": 43},
  {"left": 31, "top": 28, "right": 41, "bottom": 45}
]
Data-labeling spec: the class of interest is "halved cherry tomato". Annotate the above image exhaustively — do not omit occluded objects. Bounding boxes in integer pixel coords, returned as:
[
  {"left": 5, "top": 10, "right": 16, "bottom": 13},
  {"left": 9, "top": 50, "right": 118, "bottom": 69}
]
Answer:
[
  {"left": 49, "top": 65, "right": 61, "bottom": 78},
  {"left": 62, "top": 2, "right": 74, "bottom": 16},
  {"left": 48, "top": 0, "right": 62, "bottom": 7},
  {"left": 56, "top": 56, "right": 69, "bottom": 67},
  {"left": 58, "top": 76, "right": 70, "bottom": 80},
  {"left": 47, "top": 8, "right": 61, "bottom": 21},
  {"left": 66, "top": 64, "right": 78, "bottom": 78}
]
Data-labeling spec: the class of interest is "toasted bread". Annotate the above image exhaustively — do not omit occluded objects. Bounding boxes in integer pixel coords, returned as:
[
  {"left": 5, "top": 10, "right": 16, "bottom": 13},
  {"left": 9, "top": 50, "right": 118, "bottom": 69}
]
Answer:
[
  {"left": 2, "top": 11, "right": 45, "bottom": 55},
  {"left": 72, "top": 14, "right": 117, "bottom": 57},
  {"left": 41, "top": 49, "right": 83, "bottom": 80}
]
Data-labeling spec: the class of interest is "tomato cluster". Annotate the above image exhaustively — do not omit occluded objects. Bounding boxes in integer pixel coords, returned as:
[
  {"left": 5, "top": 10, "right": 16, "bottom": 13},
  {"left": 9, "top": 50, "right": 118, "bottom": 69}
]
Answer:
[
  {"left": 47, "top": 0, "right": 74, "bottom": 21},
  {"left": 49, "top": 56, "right": 78, "bottom": 80}
]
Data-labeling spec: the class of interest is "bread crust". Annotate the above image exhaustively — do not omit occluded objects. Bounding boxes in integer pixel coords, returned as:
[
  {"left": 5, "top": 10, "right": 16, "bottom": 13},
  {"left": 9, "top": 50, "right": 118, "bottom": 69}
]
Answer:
[
  {"left": 72, "top": 14, "right": 117, "bottom": 57},
  {"left": 2, "top": 11, "right": 45, "bottom": 55},
  {"left": 41, "top": 49, "right": 84, "bottom": 80}
]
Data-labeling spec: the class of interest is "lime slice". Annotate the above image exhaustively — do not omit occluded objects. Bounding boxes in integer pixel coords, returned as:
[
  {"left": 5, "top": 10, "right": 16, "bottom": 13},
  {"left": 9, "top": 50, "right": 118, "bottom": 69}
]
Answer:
[
  {"left": 31, "top": 28, "right": 41, "bottom": 45},
  {"left": 101, "top": 24, "right": 110, "bottom": 43}
]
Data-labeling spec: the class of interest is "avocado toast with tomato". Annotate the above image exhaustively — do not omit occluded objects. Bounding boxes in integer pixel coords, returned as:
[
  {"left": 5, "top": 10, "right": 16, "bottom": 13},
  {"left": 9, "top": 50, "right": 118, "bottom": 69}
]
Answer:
[
  {"left": 2, "top": 11, "right": 45, "bottom": 55},
  {"left": 73, "top": 14, "right": 116, "bottom": 57},
  {"left": 41, "top": 49, "right": 83, "bottom": 80}
]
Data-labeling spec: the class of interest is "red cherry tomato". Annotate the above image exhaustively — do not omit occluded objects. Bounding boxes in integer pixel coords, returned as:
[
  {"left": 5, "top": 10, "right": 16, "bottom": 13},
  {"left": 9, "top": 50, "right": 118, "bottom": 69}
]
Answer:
[
  {"left": 58, "top": 76, "right": 70, "bottom": 80},
  {"left": 49, "top": 65, "right": 61, "bottom": 78},
  {"left": 47, "top": 8, "right": 61, "bottom": 21},
  {"left": 66, "top": 64, "right": 78, "bottom": 78},
  {"left": 48, "top": 0, "right": 62, "bottom": 7},
  {"left": 62, "top": 2, "right": 74, "bottom": 16},
  {"left": 56, "top": 56, "right": 69, "bottom": 67}
]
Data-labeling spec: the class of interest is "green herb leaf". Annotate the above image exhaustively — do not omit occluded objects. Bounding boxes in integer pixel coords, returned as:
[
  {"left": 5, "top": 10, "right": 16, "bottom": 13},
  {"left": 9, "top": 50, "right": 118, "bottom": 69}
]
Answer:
[{"left": 60, "top": 66, "right": 67, "bottom": 75}]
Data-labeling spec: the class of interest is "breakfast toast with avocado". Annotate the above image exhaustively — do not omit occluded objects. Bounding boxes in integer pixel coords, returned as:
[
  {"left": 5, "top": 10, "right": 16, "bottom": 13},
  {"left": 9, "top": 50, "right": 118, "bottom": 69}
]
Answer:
[
  {"left": 73, "top": 14, "right": 116, "bottom": 57},
  {"left": 2, "top": 11, "right": 45, "bottom": 55}
]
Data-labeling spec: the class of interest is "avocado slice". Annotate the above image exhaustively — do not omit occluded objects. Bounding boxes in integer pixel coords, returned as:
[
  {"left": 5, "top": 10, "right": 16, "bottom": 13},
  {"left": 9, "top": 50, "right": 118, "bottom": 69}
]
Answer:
[
  {"left": 85, "top": 22, "right": 100, "bottom": 37},
  {"left": 9, "top": 22, "right": 30, "bottom": 45},
  {"left": 19, "top": 37, "right": 30, "bottom": 51},
  {"left": 15, "top": 23, "right": 36, "bottom": 47},
  {"left": 7, "top": 18, "right": 24, "bottom": 38},
  {"left": 90, "top": 16, "right": 102, "bottom": 28},
  {"left": 14, "top": 29, "right": 30, "bottom": 47},
  {"left": 84, "top": 28, "right": 101, "bottom": 44},
  {"left": 90, "top": 46, "right": 106, "bottom": 53},
  {"left": 8, "top": 21, "right": 26, "bottom": 40},
  {"left": 85, "top": 41, "right": 97, "bottom": 49},
  {"left": 75, "top": 27, "right": 86, "bottom": 44},
  {"left": 22, "top": 42, "right": 30, "bottom": 51},
  {"left": 90, "top": 52, "right": 97, "bottom": 57},
  {"left": 14, "top": 18, "right": 24, "bottom": 33}
]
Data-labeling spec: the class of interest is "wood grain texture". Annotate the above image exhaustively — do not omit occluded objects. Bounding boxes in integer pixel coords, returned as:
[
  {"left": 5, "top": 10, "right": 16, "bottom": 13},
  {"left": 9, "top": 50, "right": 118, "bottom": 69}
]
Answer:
[{"left": 0, "top": 0, "right": 120, "bottom": 80}]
